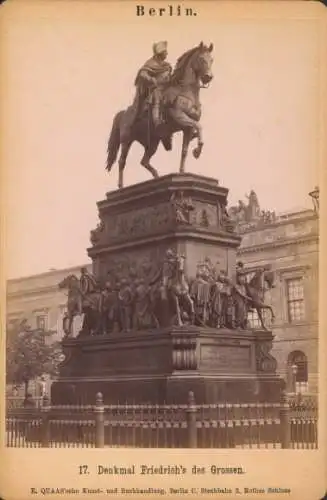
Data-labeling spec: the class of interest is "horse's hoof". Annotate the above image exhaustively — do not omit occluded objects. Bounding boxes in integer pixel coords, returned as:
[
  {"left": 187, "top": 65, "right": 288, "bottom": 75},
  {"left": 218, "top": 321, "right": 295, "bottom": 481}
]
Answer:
[{"left": 192, "top": 145, "right": 202, "bottom": 159}]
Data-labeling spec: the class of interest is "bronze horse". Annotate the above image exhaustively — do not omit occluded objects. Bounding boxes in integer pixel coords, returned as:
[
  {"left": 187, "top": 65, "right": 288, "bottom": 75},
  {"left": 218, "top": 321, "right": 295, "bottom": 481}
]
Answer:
[
  {"left": 150, "top": 253, "right": 195, "bottom": 327},
  {"left": 168, "top": 253, "right": 195, "bottom": 326},
  {"left": 246, "top": 269, "right": 276, "bottom": 330},
  {"left": 105, "top": 42, "right": 214, "bottom": 188},
  {"left": 59, "top": 274, "right": 103, "bottom": 336}
]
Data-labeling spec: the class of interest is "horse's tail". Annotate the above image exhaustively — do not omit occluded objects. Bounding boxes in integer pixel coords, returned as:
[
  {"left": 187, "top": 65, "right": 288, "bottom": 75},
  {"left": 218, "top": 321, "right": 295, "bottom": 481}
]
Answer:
[{"left": 106, "top": 111, "right": 123, "bottom": 172}]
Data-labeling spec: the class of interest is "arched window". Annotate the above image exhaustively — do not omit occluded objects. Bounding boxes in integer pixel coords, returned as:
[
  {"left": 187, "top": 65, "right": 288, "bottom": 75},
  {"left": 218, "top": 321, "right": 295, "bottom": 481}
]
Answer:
[{"left": 287, "top": 350, "right": 308, "bottom": 393}]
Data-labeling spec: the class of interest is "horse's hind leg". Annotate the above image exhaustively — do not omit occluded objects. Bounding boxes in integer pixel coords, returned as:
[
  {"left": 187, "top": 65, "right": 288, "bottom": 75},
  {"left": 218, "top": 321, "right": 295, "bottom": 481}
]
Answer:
[
  {"left": 118, "top": 141, "right": 132, "bottom": 188},
  {"left": 185, "top": 294, "right": 195, "bottom": 324},
  {"left": 173, "top": 295, "right": 183, "bottom": 326},
  {"left": 140, "top": 140, "right": 160, "bottom": 178},
  {"left": 257, "top": 308, "right": 268, "bottom": 330},
  {"left": 268, "top": 306, "right": 275, "bottom": 323}
]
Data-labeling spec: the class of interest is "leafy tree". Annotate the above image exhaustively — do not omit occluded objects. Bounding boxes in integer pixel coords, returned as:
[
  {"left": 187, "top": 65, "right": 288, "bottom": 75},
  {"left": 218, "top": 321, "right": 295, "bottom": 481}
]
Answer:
[{"left": 6, "top": 319, "right": 63, "bottom": 398}]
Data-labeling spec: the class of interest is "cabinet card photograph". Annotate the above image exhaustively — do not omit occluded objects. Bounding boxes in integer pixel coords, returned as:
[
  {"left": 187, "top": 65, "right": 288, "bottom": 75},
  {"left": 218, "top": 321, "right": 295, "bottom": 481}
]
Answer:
[{"left": 1, "top": 1, "right": 326, "bottom": 500}]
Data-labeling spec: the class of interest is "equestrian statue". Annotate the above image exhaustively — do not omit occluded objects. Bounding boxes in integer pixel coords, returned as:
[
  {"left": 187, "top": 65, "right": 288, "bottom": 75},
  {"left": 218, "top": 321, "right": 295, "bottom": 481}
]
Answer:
[
  {"left": 149, "top": 248, "right": 195, "bottom": 327},
  {"left": 105, "top": 41, "right": 214, "bottom": 188}
]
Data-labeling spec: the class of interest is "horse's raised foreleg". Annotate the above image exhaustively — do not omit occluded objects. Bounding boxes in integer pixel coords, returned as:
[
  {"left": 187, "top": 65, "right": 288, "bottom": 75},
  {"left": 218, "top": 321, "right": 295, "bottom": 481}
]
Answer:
[
  {"left": 192, "top": 122, "right": 203, "bottom": 159},
  {"left": 253, "top": 303, "right": 275, "bottom": 330},
  {"left": 118, "top": 141, "right": 132, "bottom": 189},
  {"left": 256, "top": 307, "right": 268, "bottom": 331},
  {"left": 185, "top": 294, "right": 195, "bottom": 325},
  {"left": 140, "top": 138, "right": 160, "bottom": 178},
  {"left": 169, "top": 109, "right": 202, "bottom": 172}
]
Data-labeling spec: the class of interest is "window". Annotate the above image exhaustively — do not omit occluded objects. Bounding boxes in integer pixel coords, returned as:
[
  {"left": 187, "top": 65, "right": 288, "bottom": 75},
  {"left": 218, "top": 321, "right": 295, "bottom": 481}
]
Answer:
[
  {"left": 247, "top": 310, "right": 261, "bottom": 329},
  {"left": 286, "top": 278, "right": 305, "bottom": 322},
  {"left": 36, "top": 314, "right": 47, "bottom": 330},
  {"left": 287, "top": 351, "right": 309, "bottom": 393},
  {"left": 247, "top": 309, "right": 271, "bottom": 329}
]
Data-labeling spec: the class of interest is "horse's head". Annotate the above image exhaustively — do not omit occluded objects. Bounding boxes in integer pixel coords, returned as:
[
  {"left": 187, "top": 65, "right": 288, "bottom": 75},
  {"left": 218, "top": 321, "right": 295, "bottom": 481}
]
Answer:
[
  {"left": 248, "top": 268, "right": 265, "bottom": 290},
  {"left": 58, "top": 274, "right": 78, "bottom": 290},
  {"left": 171, "top": 42, "right": 214, "bottom": 87},
  {"left": 193, "top": 41, "right": 214, "bottom": 85},
  {"left": 264, "top": 270, "right": 276, "bottom": 290},
  {"left": 177, "top": 254, "right": 186, "bottom": 271},
  {"left": 248, "top": 268, "right": 275, "bottom": 293}
]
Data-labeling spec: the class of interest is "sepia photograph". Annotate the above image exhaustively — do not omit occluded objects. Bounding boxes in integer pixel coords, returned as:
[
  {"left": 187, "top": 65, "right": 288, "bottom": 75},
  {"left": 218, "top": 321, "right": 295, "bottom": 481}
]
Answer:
[{"left": 1, "top": 1, "right": 326, "bottom": 499}]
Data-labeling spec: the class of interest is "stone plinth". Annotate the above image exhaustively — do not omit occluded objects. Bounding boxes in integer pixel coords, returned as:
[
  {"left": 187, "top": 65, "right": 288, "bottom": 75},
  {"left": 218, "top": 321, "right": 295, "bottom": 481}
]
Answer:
[
  {"left": 52, "top": 174, "right": 284, "bottom": 406},
  {"left": 51, "top": 327, "right": 282, "bottom": 404}
]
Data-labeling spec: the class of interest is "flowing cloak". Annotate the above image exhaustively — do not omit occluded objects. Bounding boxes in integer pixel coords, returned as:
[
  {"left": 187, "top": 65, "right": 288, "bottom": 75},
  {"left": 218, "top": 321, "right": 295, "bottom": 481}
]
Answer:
[
  {"left": 134, "top": 284, "right": 152, "bottom": 323},
  {"left": 130, "top": 57, "right": 172, "bottom": 124},
  {"left": 80, "top": 272, "right": 100, "bottom": 311},
  {"left": 211, "top": 276, "right": 232, "bottom": 314},
  {"left": 135, "top": 57, "right": 172, "bottom": 88},
  {"left": 190, "top": 278, "right": 211, "bottom": 306}
]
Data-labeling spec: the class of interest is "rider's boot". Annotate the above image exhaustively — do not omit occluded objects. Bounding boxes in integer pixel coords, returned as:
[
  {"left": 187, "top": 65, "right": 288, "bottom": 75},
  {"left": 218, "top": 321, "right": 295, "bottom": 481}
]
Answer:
[
  {"left": 153, "top": 102, "right": 173, "bottom": 149},
  {"left": 162, "top": 134, "right": 173, "bottom": 151}
]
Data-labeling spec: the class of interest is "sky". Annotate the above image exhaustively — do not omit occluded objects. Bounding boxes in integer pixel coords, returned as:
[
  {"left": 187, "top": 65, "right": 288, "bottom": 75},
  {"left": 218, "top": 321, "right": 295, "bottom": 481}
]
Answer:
[{"left": 1, "top": 1, "right": 323, "bottom": 279}]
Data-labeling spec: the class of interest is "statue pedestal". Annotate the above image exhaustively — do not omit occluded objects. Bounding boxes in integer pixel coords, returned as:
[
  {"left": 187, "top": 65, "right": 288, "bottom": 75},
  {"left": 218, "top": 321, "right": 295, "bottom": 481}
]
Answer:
[
  {"left": 51, "top": 327, "right": 282, "bottom": 404},
  {"left": 52, "top": 174, "right": 283, "bottom": 405}
]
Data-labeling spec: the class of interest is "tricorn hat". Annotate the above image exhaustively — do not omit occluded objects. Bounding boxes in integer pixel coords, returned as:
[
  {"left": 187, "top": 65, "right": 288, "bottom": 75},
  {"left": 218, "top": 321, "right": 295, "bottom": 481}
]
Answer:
[{"left": 153, "top": 41, "right": 168, "bottom": 55}]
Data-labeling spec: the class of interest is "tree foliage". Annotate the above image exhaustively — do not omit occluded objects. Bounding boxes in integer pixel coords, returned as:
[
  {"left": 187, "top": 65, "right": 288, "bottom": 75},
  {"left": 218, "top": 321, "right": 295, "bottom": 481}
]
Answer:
[{"left": 6, "top": 319, "right": 63, "bottom": 395}]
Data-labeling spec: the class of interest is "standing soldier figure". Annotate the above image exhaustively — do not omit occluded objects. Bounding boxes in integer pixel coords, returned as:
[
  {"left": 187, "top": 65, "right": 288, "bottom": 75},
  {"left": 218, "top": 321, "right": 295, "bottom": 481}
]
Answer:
[
  {"left": 131, "top": 41, "right": 172, "bottom": 131},
  {"left": 210, "top": 269, "right": 233, "bottom": 328},
  {"left": 118, "top": 278, "right": 134, "bottom": 332},
  {"left": 190, "top": 265, "right": 212, "bottom": 325},
  {"left": 233, "top": 262, "right": 251, "bottom": 329}
]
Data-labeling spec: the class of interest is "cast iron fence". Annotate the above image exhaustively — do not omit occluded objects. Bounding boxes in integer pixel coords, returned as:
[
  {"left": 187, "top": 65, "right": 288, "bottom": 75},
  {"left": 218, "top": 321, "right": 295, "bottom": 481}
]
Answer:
[
  {"left": 5, "top": 391, "right": 318, "bottom": 449},
  {"left": 6, "top": 396, "right": 44, "bottom": 409}
]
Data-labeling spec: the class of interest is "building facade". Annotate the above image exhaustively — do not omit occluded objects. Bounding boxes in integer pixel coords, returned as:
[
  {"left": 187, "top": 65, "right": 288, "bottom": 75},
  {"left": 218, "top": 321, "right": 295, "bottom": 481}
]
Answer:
[
  {"left": 229, "top": 190, "right": 319, "bottom": 394},
  {"left": 6, "top": 190, "right": 319, "bottom": 395}
]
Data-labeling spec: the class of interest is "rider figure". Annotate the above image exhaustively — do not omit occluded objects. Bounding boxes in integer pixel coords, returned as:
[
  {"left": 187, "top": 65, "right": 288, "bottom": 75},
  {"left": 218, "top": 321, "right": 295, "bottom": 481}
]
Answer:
[
  {"left": 133, "top": 41, "right": 172, "bottom": 130},
  {"left": 79, "top": 268, "right": 100, "bottom": 334},
  {"left": 80, "top": 267, "right": 98, "bottom": 296}
]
